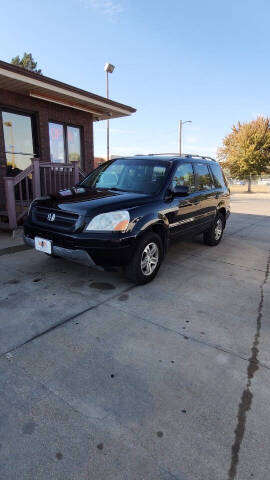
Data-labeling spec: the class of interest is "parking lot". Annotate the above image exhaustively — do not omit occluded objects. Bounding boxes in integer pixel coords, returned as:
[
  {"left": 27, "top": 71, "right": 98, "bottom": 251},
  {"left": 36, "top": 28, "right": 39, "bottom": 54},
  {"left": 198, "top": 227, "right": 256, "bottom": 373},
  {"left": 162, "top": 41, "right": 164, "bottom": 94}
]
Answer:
[{"left": 0, "top": 193, "right": 269, "bottom": 480}]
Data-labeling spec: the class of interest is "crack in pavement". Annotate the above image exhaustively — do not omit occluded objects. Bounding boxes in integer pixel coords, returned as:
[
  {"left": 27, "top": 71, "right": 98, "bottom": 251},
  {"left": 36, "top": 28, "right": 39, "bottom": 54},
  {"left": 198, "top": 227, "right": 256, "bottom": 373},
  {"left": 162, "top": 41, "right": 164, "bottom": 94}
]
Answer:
[
  {"left": 0, "top": 285, "right": 136, "bottom": 359},
  {"left": 2, "top": 354, "right": 182, "bottom": 480},
  {"left": 227, "top": 250, "right": 270, "bottom": 480},
  {"left": 170, "top": 249, "right": 266, "bottom": 274},
  {"left": 159, "top": 466, "right": 187, "bottom": 480},
  {"left": 226, "top": 217, "right": 270, "bottom": 237},
  {"left": 105, "top": 300, "right": 270, "bottom": 373}
]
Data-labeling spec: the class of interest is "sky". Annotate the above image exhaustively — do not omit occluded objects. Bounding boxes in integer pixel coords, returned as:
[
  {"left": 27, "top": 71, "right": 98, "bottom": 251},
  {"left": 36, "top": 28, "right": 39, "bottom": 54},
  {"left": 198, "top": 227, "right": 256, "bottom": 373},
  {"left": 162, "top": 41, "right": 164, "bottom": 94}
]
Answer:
[{"left": 0, "top": 0, "right": 269, "bottom": 159}]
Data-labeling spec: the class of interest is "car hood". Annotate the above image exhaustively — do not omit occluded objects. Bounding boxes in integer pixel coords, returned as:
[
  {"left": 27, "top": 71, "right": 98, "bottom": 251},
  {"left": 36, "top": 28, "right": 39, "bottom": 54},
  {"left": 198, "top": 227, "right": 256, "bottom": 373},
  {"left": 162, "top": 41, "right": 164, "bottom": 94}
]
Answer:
[{"left": 35, "top": 188, "right": 154, "bottom": 217}]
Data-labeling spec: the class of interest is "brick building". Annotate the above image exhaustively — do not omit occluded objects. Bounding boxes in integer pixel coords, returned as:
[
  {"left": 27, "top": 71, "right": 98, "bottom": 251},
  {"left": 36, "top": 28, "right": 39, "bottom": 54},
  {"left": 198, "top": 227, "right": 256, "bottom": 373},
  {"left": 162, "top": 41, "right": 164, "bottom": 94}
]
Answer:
[{"left": 0, "top": 60, "right": 135, "bottom": 218}]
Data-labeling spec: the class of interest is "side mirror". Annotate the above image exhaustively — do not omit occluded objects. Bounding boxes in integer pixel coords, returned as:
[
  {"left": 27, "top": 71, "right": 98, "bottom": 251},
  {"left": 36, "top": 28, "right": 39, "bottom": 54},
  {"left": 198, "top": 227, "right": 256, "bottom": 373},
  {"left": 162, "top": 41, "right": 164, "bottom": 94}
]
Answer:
[{"left": 171, "top": 185, "right": 190, "bottom": 196}]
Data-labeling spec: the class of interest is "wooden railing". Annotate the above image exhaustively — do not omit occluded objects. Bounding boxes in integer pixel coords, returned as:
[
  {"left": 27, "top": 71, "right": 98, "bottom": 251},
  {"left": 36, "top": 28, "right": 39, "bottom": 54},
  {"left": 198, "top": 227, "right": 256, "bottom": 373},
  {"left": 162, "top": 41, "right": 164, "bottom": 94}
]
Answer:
[
  {"left": 39, "top": 162, "right": 85, "bottom": 196},
  {"left": 3, "top": 158, "right": 86, "bottom": 230}
]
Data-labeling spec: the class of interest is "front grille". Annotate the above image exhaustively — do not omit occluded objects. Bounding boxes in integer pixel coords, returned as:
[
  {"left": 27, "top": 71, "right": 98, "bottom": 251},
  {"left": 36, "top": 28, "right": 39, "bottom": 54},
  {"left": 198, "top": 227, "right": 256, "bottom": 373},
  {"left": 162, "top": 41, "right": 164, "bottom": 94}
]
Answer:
[{"left": 32, "top": 206, "right": 79, "bottom": 232}]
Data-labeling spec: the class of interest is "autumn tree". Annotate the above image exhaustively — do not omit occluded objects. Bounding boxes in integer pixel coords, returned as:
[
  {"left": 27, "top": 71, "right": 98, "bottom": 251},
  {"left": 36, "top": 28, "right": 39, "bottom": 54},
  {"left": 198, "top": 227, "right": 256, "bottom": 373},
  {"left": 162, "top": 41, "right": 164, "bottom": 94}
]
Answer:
[
  {"left": 218, "top": 116, "right": 270, "bottom": 191},
  {"left": 11, "top": 53, "right": 42, "bottom": 74}
]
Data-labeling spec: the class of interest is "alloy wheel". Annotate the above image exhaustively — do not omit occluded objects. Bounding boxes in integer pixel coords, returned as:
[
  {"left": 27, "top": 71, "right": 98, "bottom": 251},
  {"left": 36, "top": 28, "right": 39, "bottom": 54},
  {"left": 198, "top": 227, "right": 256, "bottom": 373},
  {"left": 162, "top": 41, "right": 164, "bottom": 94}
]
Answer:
[
  {"left": 141, "top": 242, "right": 159, "bottom": 276},
  {"left": 214, "top": 218, "right": 223, "bottom": 241}
]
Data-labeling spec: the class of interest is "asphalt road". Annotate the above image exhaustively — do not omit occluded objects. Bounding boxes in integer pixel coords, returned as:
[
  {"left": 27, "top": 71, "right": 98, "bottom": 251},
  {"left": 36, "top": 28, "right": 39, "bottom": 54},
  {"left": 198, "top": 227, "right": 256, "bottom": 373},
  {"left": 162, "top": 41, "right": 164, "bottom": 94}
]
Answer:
[{"left": 0, "top": 194, "right": 269, "bottom": 480}]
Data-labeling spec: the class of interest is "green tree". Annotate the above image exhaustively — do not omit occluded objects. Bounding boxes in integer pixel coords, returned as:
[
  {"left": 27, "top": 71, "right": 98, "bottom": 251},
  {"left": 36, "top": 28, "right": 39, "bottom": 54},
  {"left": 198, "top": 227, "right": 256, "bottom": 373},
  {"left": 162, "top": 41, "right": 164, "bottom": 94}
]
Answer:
[
  {"left": 218, "top": 116, "right": 270, "bottom": 191},
  {"left": 11, "top": 53, "right": 42, "bottom": 74}
]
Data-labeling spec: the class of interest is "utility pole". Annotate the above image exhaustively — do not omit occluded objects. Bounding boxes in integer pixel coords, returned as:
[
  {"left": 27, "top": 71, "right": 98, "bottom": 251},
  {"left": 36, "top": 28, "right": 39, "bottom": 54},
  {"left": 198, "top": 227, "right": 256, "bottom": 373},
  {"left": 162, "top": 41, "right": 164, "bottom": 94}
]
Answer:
[
  {"left": 104, "top": 63, "right": 115, "bottom": 161},
  {"left": 179, "top": 120, "right": 182, "bottom": 156},
  {"left": 106, "top": 70, "right": 109, "bottom": 162},
  {"left": 179, "top": 120, "right": 192, "bottom": 156}
]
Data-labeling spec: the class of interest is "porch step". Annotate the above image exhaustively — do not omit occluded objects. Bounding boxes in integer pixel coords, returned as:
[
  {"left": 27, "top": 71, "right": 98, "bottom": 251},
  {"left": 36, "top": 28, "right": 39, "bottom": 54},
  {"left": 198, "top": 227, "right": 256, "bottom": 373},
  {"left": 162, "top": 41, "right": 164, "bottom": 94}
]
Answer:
[
  {"left": 0, "top": 223, "right": 10, "bottom": 230},
  {"left": 0, "top": 211, "right": 9, "bottom": 230}
]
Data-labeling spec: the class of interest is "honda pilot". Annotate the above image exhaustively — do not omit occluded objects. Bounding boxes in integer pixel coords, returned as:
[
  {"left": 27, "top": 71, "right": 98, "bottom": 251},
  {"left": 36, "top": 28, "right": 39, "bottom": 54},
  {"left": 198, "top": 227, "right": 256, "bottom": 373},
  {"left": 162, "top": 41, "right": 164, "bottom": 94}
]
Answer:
[{"left": 24, "top": 155, "right": 230, "bottom": 284}]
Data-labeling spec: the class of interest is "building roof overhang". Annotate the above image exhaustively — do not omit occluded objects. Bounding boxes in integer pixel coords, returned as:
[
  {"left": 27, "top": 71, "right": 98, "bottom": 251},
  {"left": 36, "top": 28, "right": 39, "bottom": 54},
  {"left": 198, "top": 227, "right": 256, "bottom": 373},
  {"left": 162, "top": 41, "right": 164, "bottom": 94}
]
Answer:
[{"left": 0, "top": 60, "right": 136, "bottom": 121}]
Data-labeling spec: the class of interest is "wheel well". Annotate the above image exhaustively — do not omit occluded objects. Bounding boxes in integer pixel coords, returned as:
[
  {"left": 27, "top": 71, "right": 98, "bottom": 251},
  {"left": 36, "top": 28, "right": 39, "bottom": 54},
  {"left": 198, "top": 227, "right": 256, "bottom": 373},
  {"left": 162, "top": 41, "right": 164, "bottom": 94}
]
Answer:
[
  {"left": 218, "top": 207, "right": 227, "bottom": 225},
  {"left": 149, "top": 223, "right": 168, "bottom": 254}
]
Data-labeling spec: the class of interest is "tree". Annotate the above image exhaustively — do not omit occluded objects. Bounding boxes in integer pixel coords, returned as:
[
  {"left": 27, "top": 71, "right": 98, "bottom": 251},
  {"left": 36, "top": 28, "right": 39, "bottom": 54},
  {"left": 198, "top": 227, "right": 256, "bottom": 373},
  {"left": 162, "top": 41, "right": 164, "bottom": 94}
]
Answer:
[
  {"left": 218, "top": 116, "right": 270, "bottom": 191},
  {"left": 11, "top": 53, "right": 42, "bottom": 74}
]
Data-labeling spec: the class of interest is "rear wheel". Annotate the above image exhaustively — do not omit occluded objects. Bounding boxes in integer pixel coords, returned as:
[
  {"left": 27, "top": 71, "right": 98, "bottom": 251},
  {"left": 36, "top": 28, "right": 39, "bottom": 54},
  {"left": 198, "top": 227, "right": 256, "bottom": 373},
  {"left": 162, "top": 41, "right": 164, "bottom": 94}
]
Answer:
[
  {"left": 124, "top": 232, "right": 163, "bottom": 284},
  {"left": 203, "top": 213, "right": 225, "bottom": 246}
]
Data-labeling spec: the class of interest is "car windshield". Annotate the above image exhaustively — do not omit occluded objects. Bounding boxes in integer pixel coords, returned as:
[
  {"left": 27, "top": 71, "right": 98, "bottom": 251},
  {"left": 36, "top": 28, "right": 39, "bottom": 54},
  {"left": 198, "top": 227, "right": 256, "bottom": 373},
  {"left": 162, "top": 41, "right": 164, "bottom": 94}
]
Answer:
[{"left": 80, "top": 158, "right": 171, "bottom": 194}]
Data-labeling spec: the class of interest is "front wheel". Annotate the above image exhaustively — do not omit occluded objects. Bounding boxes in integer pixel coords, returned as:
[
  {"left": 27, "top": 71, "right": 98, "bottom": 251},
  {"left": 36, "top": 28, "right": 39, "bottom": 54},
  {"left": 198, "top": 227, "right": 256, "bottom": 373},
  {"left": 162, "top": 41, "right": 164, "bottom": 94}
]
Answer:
[
  {"left": 203, "top": 213, "right": 225, "bottom": 246},
  {"left": 124, "top": 232, "right": 163, "bottom": 285}
]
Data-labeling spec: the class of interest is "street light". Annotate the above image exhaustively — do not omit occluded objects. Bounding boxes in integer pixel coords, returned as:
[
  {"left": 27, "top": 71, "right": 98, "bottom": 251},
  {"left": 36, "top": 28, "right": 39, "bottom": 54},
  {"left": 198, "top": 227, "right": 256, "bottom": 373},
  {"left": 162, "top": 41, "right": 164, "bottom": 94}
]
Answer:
[
  {"left": 104, "top": 63, "right": 115, "bottom": 161},
  {"left": 3, "top": 121, "right": 15, "bottom": 169},
  {"left": 179, "top": 120, "right": 192, "bottom": 156}
]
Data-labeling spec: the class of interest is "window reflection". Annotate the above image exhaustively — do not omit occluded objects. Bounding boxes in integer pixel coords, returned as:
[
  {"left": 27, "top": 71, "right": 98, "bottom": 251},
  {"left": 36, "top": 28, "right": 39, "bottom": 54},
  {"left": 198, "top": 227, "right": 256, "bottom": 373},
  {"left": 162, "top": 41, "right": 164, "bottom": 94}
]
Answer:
[
  {"left": 49, "top": 123, "right": 65, "bottom": 163},
  {"left": 49, "top": 123, "right": 82, "bottom": 166},
  {"left": 67, "top": 126, "right": 81, "bottom": 166},
  {"left": 194, "top": 164, "right": 214, "bottom": 191},
  {"left": 173, "top": 163, "right": 195, "bottom": 191},
  {"left": 2, "top": 111, "right": 34, "bottom": 173}
]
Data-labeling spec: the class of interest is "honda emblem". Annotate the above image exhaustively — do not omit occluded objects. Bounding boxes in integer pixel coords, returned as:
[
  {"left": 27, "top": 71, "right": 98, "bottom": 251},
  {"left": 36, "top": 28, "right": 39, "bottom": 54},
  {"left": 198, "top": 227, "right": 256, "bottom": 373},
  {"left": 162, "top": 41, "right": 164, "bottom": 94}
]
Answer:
[{"left": 47, "top": 213, "right": 56, "bottom": 222}]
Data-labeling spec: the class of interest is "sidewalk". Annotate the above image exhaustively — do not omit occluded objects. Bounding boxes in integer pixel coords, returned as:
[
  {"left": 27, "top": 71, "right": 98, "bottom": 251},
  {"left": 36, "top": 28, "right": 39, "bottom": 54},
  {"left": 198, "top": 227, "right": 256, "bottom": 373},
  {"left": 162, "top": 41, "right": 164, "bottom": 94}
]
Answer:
[{"left": 0, "top": 228, "right": 28, "bottom": 255}]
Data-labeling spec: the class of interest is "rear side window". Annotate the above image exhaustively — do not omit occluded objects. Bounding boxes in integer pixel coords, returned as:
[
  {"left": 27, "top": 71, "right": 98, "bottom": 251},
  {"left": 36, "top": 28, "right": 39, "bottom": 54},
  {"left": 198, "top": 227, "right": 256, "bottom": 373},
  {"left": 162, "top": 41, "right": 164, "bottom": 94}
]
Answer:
[
  {"left": 194, "top": 164, "right": 214, "bottom": 191},
  {"left": 210, "top": 163, "right": 226, "bottom": 188},
  {"left": 172, "top": 163, "right": 195, "bottom": 191}
]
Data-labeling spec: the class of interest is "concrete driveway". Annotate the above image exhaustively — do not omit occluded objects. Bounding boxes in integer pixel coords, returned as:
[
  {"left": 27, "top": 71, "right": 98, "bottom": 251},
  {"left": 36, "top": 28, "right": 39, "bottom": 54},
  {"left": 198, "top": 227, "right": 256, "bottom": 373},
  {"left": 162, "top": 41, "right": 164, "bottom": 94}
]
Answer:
[{"left": 0, "top": 194, "right": 269, "bottom": 480}]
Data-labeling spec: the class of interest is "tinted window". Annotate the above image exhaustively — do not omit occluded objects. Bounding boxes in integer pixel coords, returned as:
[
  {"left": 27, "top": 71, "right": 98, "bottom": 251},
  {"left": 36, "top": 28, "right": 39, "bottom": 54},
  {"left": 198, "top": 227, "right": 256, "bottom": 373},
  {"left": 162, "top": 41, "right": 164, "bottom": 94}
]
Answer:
[
  {"left": 81, "top": 159, "right": 170, "bottom": 194},
  {"left": 172, "top": 163, "right": 195, "bottom": 191},
  {"left": 194, "top": 164, "right": 214, "bottom": 191},
  {"left": 210, "top": 163, "right": 227, "bottom": 188}
]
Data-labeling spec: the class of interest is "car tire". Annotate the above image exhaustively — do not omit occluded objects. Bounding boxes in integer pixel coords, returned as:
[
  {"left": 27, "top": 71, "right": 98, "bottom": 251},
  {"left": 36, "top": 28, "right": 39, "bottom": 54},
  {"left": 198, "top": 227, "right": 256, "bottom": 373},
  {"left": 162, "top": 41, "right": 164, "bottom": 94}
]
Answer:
[
  {"left": 203, "top": 212, "right": 225, "bottom": 246},
  {"left": 124, "top": 232, "right": 163, "bottom": 285}
]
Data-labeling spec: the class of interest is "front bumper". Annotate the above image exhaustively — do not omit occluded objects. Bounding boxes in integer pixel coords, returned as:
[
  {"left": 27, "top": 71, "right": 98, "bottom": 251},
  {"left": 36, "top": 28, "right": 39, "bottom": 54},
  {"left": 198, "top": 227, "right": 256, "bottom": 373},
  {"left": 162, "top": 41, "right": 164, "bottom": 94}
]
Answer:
[
  {"left": 24, "top": 222, "right": 136, "bottom": 267},
  {"left": 24, "top": 235, "right": 97, "bottom": 268}
]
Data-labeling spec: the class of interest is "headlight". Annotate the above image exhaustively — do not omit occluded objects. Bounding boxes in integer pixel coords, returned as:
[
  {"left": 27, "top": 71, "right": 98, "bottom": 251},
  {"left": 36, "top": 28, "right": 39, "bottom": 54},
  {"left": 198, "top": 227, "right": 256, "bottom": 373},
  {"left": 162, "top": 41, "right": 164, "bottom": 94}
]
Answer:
[{"left": 85, "top": 210, "right": 130, "bottom": 232}]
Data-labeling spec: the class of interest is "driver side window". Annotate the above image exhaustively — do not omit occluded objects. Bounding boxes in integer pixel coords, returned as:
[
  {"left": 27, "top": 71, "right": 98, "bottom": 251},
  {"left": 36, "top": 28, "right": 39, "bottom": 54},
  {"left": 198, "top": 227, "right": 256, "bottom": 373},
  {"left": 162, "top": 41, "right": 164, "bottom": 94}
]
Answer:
[{"left": 172, "top": 163, "right": 195, "bottom": 191}]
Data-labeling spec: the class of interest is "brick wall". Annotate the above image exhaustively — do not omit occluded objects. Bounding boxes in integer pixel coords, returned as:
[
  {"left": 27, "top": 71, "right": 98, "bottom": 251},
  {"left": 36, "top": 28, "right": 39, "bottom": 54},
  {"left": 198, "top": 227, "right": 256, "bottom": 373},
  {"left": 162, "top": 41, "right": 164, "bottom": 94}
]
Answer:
[{"left": 0, "top": 88, "right": 94, "bottom": 208}]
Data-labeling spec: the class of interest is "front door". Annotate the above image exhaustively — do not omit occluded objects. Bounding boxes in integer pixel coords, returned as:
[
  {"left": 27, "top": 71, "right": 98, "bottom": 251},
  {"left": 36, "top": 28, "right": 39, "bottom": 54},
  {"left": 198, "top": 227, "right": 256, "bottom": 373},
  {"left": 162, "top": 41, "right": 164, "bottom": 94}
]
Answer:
[{"left": 164, "top": 162, "right": 202, "bottom": 236}]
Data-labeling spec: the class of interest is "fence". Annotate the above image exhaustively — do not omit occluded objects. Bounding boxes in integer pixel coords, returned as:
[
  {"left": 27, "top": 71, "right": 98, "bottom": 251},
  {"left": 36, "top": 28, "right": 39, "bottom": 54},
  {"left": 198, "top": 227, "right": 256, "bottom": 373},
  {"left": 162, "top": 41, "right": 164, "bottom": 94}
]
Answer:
[
  {"left": 227, "top": 175, "right": 270, "bottom": 193},
  {"left": 3, "top": 158, "right": 85, "bottom": 230}
]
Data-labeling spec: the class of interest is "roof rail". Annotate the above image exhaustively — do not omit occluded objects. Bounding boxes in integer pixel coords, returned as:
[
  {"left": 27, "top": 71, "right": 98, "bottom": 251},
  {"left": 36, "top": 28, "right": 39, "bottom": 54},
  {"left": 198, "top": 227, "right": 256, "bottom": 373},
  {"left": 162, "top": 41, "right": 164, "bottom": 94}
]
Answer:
[
  {"left": 183, "top": 154, "right": 217, "bottom": 162},
  {"left": 134, "top": 153, "right": 217, "bottom": 162},
  {"left": 133, "top": 153, "right": 179, "bottom": 156},
  {"left": 147, "top": 153, "right": 179, "bottom": 156}
]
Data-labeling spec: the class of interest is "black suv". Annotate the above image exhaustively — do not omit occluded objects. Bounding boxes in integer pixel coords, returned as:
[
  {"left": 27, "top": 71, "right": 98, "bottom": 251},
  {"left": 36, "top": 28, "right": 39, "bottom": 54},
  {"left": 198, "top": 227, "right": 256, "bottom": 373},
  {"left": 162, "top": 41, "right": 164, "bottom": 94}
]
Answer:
[{"left": 24, "top": 155, "right": 230, "bottom": 284}]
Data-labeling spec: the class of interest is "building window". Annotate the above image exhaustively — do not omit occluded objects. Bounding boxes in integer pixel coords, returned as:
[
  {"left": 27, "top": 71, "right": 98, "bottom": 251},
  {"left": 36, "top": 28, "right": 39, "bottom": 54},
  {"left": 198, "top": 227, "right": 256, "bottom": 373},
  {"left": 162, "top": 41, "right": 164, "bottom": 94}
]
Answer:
[
  {"left": 67, "top": 126, "right": 81, "bottom": 164},
  {"left": 49, "top": 122, "right": 65, "bottom": 163},
  {"left": 2, "top": 111, "right": 35, "bottom": 174},
  {"left": 49, "top": 122, "right": 82, "bottom": 166}
]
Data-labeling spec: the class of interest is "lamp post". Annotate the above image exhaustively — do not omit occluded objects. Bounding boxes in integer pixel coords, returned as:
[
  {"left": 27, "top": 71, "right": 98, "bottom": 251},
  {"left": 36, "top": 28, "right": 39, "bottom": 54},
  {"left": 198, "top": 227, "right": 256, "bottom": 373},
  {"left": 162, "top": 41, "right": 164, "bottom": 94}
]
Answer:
[
  {"left": 3, "top": 121, "right": 15, "bottom": 169},
  {"left": 104, "top": 63, "right": 115, "bottom": 161},
  {"left": 179, "top": 120, "right": 192, "bottom": 156}
]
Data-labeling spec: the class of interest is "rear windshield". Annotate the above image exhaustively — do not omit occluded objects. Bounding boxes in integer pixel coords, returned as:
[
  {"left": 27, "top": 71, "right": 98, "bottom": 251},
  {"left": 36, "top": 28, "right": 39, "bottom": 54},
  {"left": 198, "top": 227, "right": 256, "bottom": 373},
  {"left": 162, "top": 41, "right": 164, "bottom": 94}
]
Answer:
[{"left": 80, "top": 159, "right": 171, "bottom": 194}]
